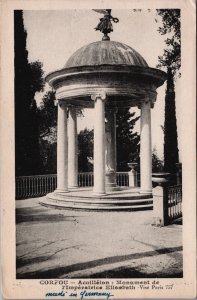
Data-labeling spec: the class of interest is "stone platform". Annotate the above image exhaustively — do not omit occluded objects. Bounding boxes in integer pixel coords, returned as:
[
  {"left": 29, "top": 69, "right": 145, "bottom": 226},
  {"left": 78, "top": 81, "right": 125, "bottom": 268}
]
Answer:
[{"left": 39, "top": 187, "right": 153, "bottom": 211}]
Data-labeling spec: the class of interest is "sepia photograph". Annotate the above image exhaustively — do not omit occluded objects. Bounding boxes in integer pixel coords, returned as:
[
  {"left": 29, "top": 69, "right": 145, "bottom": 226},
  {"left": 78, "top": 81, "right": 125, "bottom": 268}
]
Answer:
[{"left": 1, "top": 1, "right": 196, "bottom": 299}]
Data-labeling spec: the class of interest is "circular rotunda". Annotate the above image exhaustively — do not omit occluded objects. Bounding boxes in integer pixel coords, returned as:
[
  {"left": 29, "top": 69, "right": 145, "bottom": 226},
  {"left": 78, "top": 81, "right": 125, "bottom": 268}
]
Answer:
[{"left": 40, "top": 10, "right": 166, "bottom": 211}]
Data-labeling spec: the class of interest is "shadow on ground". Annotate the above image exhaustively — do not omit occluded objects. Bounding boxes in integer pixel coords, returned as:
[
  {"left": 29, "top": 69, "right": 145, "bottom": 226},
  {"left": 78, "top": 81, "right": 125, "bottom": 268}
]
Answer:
[
  {"left": 16, "top": 206, "right": 80, "bottom": 224},
  {"left": 17, "top": 245, "right": 183, "bottom": 279}
]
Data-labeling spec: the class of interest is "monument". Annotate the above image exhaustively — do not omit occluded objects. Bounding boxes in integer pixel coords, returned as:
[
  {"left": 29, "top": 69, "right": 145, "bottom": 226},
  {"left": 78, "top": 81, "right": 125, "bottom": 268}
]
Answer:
[{"left": 40, "top": 10, "right": 166, "bottom": 210}]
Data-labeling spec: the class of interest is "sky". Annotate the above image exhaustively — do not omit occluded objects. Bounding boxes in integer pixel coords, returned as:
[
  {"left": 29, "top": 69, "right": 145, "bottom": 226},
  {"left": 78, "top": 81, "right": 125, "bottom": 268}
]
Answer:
[{"left": 23, "top": 9, "right": 182, "bottom": 161}]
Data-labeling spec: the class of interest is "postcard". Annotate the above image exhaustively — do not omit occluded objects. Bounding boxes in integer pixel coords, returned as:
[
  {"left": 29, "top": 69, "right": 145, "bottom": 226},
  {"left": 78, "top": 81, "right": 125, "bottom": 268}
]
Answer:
[{"left": 1, "top": 0, "right": 196, "bottom": 299}]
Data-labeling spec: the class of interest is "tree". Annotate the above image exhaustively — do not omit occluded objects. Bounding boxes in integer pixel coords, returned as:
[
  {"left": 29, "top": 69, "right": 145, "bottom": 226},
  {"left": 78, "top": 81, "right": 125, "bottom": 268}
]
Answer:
[
  {"left": 163, "top": 67, "right": 179, "bottom": 174},
  {"left": 38, "top": 90, "right": 57, "bottom": 174},
  {"left": 39, "top": 90, "right": 57, "bottom": 138},
  {"left": 116, "top": 108, "right": 140, "bottom": 171},
  {"left": 14, "top": 10, "right": 45, "bottom": 175},
  {"left": 156, "top": 9, "right": 180, "bottom": 176},
  {"left": 157, "top": 9, "right": 181, "bottom": 76},
  {"left": 77, "top": 109, "right": 140, "bottom": 172},
  {"left": 78, "top": 129, "right": 93, "bottom": 172},
  {"left": 152, "top": 147, "right": 164, "bottom": 173}
]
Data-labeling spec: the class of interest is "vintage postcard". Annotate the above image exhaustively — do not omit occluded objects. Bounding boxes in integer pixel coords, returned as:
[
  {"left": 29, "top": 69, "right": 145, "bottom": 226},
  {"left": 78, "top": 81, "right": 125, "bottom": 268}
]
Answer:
[{"left": 1, "top": 0, "right": 196, "bottom": 299}]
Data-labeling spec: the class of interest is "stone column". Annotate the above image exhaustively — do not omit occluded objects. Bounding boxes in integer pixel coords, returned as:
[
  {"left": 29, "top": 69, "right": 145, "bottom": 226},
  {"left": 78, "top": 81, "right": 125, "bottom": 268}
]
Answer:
[
  {"left": 140, "top": 101, "right": 152, "bottom": 194},
  {"left": 91, "top": 93, "right": 106, "bottom": 195},
  {"left": 105, "top": 108, "right": 118, "bottom": 191},
  {"left": 68, "top": 107, "right": 78, "bottom": 189},
  {"left": 56, "top": 102, "right": 68, "bottom": 193}
]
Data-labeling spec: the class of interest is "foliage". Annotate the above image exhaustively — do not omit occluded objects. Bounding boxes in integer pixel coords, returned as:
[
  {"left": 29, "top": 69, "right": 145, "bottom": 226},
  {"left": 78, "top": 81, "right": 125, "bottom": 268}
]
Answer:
[
  {"left": 14, "top": 10, "right": 45, "bottom": 176},
  {"left": 39, "top": 140, "right": 57, "bottom": 174},
  {"left": 163, "top": 68, "right": 179, "bottom": 174},
  {"left": 39, "top": 90, "right": 57, "bottom": 138},
  {"left": 156, "top": 9, "right": 181, "bottom": 77},
  {"left": 116, "top": 108, "right": 140, "bottom": 171},
  {"left": 78, "top": 129, "right": 94, "bottom": 172},
  {"left": 156, "top": 10, "right": 180, "bottom": 177},
  {"left": 152, "top": 148, "right": 164, "bottom": 172},
  {"left": 77, "top": 109, "right": 140, "bottom": 173},
  {"left": 38, "top": 90, "right": 57, "bottom": 173},
  {"left": 28, "top": 61, "right": 45, "bottom": 97}
]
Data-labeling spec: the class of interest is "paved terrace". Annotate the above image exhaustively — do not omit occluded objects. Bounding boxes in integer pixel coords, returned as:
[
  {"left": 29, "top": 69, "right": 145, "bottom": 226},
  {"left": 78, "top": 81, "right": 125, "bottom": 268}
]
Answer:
[{"left": 16, "top": 197, "right": 182, "bottom": 279}]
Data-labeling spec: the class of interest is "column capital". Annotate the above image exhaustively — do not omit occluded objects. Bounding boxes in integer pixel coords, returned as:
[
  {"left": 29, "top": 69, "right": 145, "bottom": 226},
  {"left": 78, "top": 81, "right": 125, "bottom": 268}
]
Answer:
[
  {"left": 91, "top": 92, "right": 106, "bottom": 102},
  {"left": 67, "top": 105, "right": 77, "bottom": 114},
  {"left": 58, "top": 101, "right": 67, "bottom": 109},
  {"left": 138, "top": 99, "right": 152, "bottom": 110},
  {"left": 138, "top": 92, "right": 157, "bottom": 109}
]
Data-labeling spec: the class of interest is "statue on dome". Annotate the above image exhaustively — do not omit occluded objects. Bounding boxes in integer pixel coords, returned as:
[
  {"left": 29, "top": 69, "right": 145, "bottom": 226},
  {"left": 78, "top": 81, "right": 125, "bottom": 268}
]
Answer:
[{"left": 93, "top": 9, "right": 119, "bottom": 41}]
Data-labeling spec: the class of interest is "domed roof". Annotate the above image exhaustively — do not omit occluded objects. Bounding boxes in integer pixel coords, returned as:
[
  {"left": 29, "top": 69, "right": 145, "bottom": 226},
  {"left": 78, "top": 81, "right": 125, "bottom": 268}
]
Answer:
[{"left": 65, "top": 41, "right": 148, "bottom": 68}]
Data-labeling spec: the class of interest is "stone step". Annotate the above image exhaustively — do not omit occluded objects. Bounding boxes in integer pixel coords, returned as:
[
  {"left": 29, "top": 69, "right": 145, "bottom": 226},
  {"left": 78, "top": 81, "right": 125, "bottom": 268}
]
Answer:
[
  {"left": 54, "top": 192, "right": 152, "bottom": 201},
  {"left": 39, "top": 192, "right": 153, "bottom": 211}
]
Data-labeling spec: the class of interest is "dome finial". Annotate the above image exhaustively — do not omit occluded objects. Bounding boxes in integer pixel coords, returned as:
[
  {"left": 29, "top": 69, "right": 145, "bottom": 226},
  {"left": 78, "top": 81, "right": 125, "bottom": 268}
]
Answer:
[{"left": 93, "top": 9, "right": 119, "bottom": 41}]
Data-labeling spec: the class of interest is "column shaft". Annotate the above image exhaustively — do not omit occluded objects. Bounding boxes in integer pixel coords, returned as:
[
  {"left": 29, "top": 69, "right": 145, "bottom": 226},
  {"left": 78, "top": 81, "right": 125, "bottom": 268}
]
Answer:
[
  {"left": 93, "top": 95, "right": 106, "bottom": 195},
  {"left": 140, "top": 101, "right": 152, "bottom": 194},
  {"left": 105, "top": 109, "right": 118, "bottom": 190},
  {"left": 68, "top": 108, "right": 78, "bottom": 188},
  {"left": 57, "top": 103, "right": 68, "bottom": 192}
]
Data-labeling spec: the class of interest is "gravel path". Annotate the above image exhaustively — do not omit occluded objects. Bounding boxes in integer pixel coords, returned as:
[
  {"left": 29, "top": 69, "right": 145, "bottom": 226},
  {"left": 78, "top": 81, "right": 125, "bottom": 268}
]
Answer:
[{"left": 16, "top": 197, "right": 183, "bottom": 279}]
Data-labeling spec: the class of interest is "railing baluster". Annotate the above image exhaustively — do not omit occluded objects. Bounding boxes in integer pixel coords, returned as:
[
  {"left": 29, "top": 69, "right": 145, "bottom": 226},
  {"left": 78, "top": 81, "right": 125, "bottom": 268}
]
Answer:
[
  {"left": 47, "top": 176, "right": 49, "bottom": 194},
  {"left": 16, "top": 171, "right": 153, "bottom": 200},
  {"left": 167, "top": 185, "right": 182, "bottom": 222},
  {"left": 43, "top": 176, "right": 45, "bottom": 195},
  {"left": 40, "top": 176, "right": 42, "bottom": 196},
  {"left": 44, "top": 176, "right": 46, "bottom": 195},
  {"left": 50, "top": 176, "right": 52, "bottom": 192},
  {"left": 36, "top": 177, "right": 38, "bottom": 196},
  {"left": 37, "top": 176, "right": 39, "bottom": 196},
  {"left": 36, "top": 177, "right": 39, "bottom": 196},
  {"left": 49, "top": 176, "right": 51, "bottom": 192},
  {"left": 30, "top": 177, "right": 32, "bottom": 197},
  {"left": 46, "top": 176, "right": 48, "bottom": 194},
  {"left": 34, "top": 177, "right": 36, "bottom": 196},
  {"left": 22, "top": 178, "right": 24, "bottom": 198},
  {"left": 34, "top": 177, "right": 36, "bottom": 197},
  {"left": 41, "top": 176, "right": 43, "bottom": 196}
]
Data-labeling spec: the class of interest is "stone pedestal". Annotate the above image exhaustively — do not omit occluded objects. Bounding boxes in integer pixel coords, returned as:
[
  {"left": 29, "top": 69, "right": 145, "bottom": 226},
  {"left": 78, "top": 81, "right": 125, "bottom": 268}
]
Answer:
[
  {"left": 128, "top": 163, "right": 138, "bottom": 187},
  {"left": 56, "top": 103, "right": 69, "bottom": 193},
  {"left": 105, "top": 109, "right": 119, "bottom": 191},
  {"left": 68, "top": 108, "right": 78, "bottom": 189},
  {"left": 140, "top": 101, "right": 152, "bottom": 194},
  {"left": 152, "top": 173, "right": 170, "bottom": 226}
]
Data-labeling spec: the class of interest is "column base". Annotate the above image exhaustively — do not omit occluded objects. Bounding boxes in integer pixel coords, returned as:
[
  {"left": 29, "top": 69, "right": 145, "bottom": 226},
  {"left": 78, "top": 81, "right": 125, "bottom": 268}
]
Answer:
[
  {"left": 68, "top": 185, "right": 78, "bottom": 190},
  {"left": 140, "top": 189, "right": 152, "bottom": 195},
  {"left": 55, "top": 188, "right": 69, "bottom": 195},
  {"left": 92, "top": 192, "right": 106, "bottom": 197},
  {"left": 106, "top": 183, "right": 121, "bottom": 192}
]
